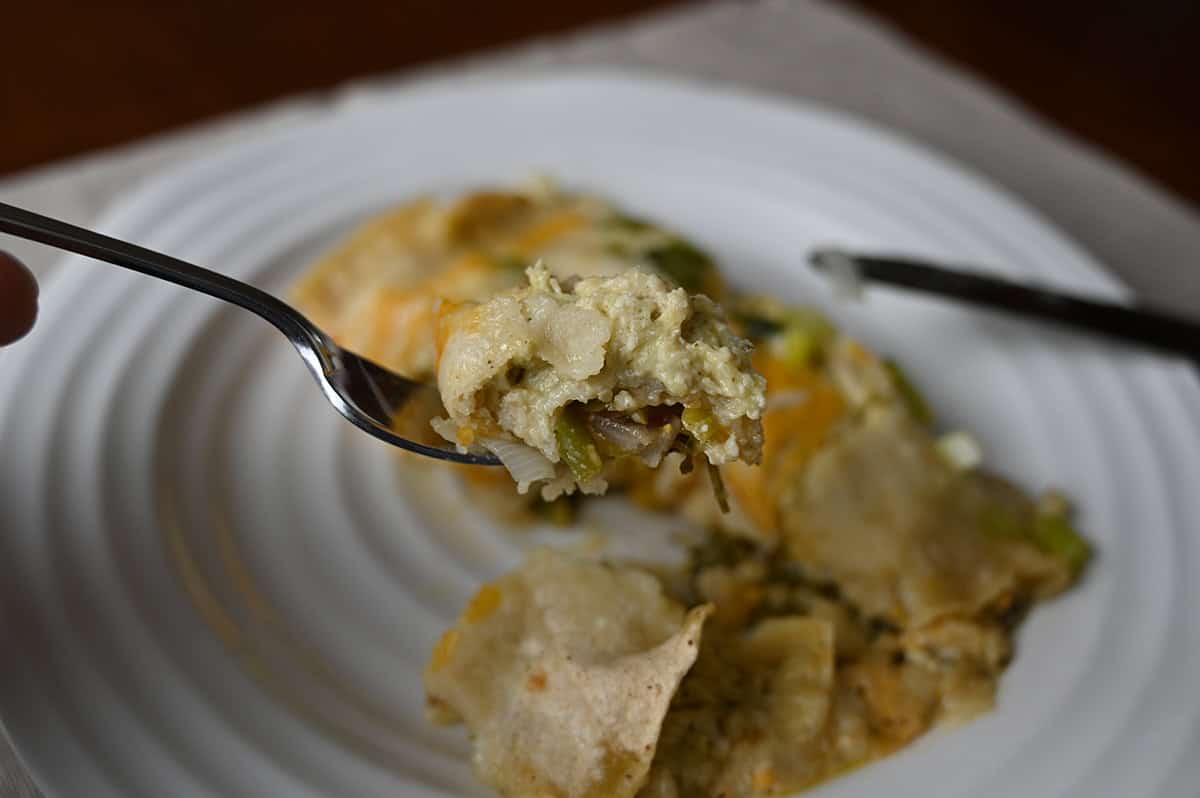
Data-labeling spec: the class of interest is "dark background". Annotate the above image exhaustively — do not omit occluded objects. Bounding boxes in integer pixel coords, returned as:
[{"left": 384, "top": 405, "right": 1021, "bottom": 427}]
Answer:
[{"left": 5, "top": 1, "right": 1198, "bottom": 207}]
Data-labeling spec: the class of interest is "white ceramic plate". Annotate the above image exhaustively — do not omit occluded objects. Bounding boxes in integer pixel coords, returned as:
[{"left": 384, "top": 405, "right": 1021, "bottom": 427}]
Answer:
[{"left": 1, "top": 72, "right": 1198, "bottom": 798}]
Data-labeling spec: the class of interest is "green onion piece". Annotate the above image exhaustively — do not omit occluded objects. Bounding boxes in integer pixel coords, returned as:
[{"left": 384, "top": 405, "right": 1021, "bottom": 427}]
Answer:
[
  {"left": 1032, "top": 514, "right": 1092, "bottom": 574},
  {"left": 643, "top": 239, "right": 716, "bottom": 293},
  {"left": 883, "top": 359, "right": 933, "bottom": 425},
  {"left": 555, "top": 406, "right": 604, "bottom": 483}
]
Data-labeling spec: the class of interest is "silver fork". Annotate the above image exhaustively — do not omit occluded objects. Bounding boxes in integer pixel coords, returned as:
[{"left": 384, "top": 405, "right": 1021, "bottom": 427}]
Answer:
[{"left": 0, "top": 201, "right": 500, "bottom": 466}]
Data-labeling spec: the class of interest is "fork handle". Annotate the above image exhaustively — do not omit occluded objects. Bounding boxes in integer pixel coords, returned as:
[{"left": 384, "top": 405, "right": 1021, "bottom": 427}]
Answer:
[{"left": 0, "top": 201, "right": 324, "bottom": 354}]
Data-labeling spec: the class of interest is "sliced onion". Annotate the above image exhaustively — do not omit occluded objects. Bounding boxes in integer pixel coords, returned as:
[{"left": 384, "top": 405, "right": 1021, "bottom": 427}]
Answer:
[
  {"left": 638, "top": 416, "right": 682, "bottom": 468},
  {"left": 587, "top": 411, "right": 684, "bottom": 468},
  {"left": 430, "top": 417, "right": 461, "bottom": 446},
  {"left": 480, "top": 437, "right": 556, "bottom": 492},
  {"left": 588, "top": 413, "right": 658, "bottom": 452}
]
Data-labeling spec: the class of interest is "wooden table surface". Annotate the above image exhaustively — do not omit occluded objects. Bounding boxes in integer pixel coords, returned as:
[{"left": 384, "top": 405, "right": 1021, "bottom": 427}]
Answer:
[{"left": 5, "top": 1, "right": 1198, "bottom": 207}]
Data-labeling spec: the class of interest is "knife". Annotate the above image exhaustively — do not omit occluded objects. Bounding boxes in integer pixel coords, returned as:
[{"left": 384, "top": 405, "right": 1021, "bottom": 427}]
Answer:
[{"left": 809, "top": 249, "right": 1200, "bottom": 362}]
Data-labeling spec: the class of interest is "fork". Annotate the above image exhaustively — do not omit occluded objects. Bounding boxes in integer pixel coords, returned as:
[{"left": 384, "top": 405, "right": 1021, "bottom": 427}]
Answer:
[{"left": 0, "top": 201, "right": 500, "bottom": 466}]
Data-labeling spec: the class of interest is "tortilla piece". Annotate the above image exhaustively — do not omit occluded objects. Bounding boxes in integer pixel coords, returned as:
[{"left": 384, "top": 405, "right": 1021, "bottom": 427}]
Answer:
[
  {"left": 778, "top": 403, "right": 1072, "bottom": 628},
  {"left": 424, "top": 549, "right": 713, "bottom": 798},
  {"left": 639, "top": 539, "right": 1033, "bottom": 796},
  {"left": 644, "top": 616, "right": 847, "bottom": 796}
]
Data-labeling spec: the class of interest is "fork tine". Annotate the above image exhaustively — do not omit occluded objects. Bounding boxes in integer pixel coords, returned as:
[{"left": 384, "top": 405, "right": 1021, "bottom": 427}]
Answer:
[{"left": 317, "top": 348, "right": 501, "bottom": 465}]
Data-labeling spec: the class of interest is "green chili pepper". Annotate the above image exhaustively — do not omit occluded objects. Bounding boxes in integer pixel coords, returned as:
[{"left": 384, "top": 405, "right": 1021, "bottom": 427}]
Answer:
[{"left": 555, "top": 405, "right": 603, "bottom": 483}]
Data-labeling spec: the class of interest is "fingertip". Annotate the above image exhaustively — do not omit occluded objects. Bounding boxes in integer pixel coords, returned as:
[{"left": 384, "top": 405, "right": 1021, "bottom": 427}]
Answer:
[
  {"left": 0, "top": 251, "right": 40, "bottom": 345},
  {"left": 0, "top": 250, "right": 37, "bottom": 290}
]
